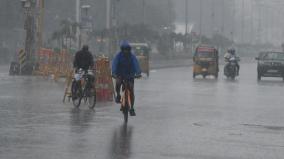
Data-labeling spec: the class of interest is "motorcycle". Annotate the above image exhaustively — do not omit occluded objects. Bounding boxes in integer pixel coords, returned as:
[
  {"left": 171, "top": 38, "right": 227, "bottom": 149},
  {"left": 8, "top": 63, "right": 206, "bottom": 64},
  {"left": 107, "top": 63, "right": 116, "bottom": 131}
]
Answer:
[{"left": 224, "top": 57, "right": 239, "bottom": 80}]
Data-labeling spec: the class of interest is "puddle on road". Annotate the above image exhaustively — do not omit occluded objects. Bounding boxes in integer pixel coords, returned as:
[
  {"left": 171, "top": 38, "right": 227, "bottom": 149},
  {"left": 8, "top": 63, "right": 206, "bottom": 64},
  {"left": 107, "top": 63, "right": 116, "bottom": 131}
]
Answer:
[
  {"left": 193, "top": 121, "right": 210, "bottom": 127},
  {"left": 0, "top": 95, "right": 13, "bottom": 99},
  {"left": 242, "top": 124, "right": 284, "bottom": 131}
]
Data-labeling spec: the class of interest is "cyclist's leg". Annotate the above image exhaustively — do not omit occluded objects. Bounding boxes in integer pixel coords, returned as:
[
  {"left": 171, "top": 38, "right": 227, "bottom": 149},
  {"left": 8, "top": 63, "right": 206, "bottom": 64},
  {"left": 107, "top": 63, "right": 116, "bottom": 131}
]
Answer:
[
  {"left": 115, "top": 78, "right": 122, "bottom": 103},
  {"left": 129, "top": 78, "right": 136, "bottom": 116},
  {"left": 129, "top": 79, "right": 135, "bottom": 108}
]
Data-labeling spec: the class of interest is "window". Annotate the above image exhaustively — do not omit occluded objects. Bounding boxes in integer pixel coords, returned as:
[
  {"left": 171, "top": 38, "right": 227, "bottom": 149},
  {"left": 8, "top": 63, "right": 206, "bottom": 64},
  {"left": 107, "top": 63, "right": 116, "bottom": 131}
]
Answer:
[
  {"left": 262, "top": 52, "right": 284, "bottom": 60},
  {"left": 196, "top": 51, "right": 215, "bottom": 58}
]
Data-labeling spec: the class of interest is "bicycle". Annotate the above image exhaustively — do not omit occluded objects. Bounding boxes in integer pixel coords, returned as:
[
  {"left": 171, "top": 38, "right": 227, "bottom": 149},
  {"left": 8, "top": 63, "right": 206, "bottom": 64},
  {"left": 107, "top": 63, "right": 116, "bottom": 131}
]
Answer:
[
  {"left": 71, "top": 69, "right": 96, "bottom": 109},
  {"left": 120, "top": 76, "right": 140, "bottom": 123}
]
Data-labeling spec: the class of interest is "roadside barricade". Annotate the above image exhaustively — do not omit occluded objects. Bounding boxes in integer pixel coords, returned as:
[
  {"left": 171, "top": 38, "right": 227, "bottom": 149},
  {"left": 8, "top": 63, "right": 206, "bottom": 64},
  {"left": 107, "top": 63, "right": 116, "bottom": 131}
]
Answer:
[
  {"left": 95, "top": 56, "right": 114, "bottom": 102},
  {"left": 34, "top": 48, "right": 73, "bottom": 81}
]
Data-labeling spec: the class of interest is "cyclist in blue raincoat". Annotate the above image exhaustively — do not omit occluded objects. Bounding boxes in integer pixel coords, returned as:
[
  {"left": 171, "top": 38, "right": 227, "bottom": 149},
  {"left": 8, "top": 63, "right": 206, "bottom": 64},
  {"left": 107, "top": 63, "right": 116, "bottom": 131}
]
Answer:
[{"left": 112, "top": 41, "right": 142, "bottom": 116}]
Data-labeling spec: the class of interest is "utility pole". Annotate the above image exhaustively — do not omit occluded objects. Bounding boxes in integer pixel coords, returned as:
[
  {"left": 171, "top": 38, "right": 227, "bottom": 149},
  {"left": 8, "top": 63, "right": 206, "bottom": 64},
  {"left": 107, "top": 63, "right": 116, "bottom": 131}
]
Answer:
[
  {"left": 20, "top": 0, "right": 37, "bottom": 74},
  {"left": 81, "top": 5, "right": 91, "bottom": 46},
  {"left": 76, "top": 0, "right": 81, "bottom": 49},
  {"left": 241, "top": 0, "right": 245, "bottom": 43},
  {"left": 221, "top": 0, "right": 225, "bottom": 36},
  {"left": 142, "top": 0, "right": 146, "bottom": 25},
  {"left": 232, "top": 0, "right": 236, "bottom": 42},
  {"left": 257, "top": 2, "right": 262, "bottom": 43},
  {"left": 184, "top": 0, "right": 189, "bottom": 52},
  {"left": 168, "top": 0, "right": 172, "bottom": 26},
  {"left": 265, "top": 6, "right": 269, "bottom": 43},
  {"left": 106, "top": 0, "right": 112, "bottom": 57},
  {"left": 37, "top": 0, "right": 44, "bottom": 50},
  {"left": 185, "top": 0, "right": 188, "bottom": 35},
  {"left": 106, "top": 0, "right": 111, "bottom": 29},
  {"left": 112, "top": 0, "right": 116, "bottom": 27},
  {"left": 199, "top": 0, "right": 203, "bottom": 43},
  {"left": 211, "top": 0, "right": 215, "bottom": 37},
  {"left": 250, "top": 0, "right": 254, "bottom": 43}
]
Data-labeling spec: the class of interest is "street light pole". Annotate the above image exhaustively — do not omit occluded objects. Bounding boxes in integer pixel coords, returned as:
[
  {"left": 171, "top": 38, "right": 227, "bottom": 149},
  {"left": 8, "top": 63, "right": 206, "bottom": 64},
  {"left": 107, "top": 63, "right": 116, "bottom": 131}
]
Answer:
[
  {"left": 20, "top": 0, "right": 36, "bottom": 74},
  {"left": 232, "top": 0, "right": 236, "bottom": 42},
  {"left": 76, "top": 0, "right": 81, "bottom": 49},
  {"left": 221, "top": 0, "right": 225, "bottom": 36},
  {"left": 106, "top": 0, "right": 112, "bottom": 57},
  {"left": 142, "top": 0, "right": 146, "bottom": 25},
  {"left": 37, "top": 0, "right": 44, "bottom": 50},
  {"left": 81, "top": 5, "right": 91, "bottom": 46},
  {"left": 184, "top": 0, "right": 189, "bottom": 52},
  {"left": 106, "top": 0, "right": 111, "bottom": 29},
  {"left": 168, "top": 0, "right": 172, "bottom": 26},
  {"left": 199, "top": 0, "right": 203, "bottom": 43},
  {"left": 241, "top": 0, "right": 244, "bottom": 43},
  {"left": 185, "top": 0, "right": 188, "bottom": 35},
  {"left": 250, "top": 0, "right": 254, "bottom": 43},
  {"left": 211, "top": 0, "right": 215, "bottom": 37}
]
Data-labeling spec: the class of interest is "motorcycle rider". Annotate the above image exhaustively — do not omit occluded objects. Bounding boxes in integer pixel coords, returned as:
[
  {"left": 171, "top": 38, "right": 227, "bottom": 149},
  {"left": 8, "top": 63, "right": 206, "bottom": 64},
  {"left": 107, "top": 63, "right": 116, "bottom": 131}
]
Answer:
[
  {"left": 224, "top": 48, "right": 240, "bottom": 75},
  {"left": 112, "top": 41, "right": 142, "bottom": 116}
]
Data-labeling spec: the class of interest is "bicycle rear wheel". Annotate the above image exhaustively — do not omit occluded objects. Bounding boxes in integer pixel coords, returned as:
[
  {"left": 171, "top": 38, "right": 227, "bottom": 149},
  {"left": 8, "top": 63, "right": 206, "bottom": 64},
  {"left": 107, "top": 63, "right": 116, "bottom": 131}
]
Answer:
[{"left": 123, "top": 105, "right": 129, "bottom": 124}]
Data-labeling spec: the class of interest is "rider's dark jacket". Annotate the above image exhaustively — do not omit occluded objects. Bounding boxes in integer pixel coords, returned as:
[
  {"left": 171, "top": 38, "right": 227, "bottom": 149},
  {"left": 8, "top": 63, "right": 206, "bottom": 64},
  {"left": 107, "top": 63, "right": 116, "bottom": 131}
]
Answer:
[{"left": 73, "top": 49, "right": 94, "bottom": 70}]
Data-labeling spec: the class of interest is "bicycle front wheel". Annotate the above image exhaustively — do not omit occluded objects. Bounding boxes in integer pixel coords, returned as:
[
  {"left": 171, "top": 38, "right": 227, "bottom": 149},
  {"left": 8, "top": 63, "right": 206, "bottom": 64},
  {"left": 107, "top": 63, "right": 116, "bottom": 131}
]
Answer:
[
  {"left": 71, "top": 81, "right": 82, "bottom": 108},
  {"left": 88, "top": 88, "right": 96, "bottom": 109}
]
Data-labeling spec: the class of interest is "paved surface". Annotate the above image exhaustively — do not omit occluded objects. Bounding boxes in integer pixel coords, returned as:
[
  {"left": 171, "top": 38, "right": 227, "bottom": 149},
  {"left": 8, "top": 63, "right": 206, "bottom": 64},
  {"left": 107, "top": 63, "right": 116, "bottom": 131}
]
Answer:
[
  {"left": 150, "top": 57, "right": 192, "bottom": 69},
  {"left": 0, "top": 63, "right": 284, "bottom": 159}
]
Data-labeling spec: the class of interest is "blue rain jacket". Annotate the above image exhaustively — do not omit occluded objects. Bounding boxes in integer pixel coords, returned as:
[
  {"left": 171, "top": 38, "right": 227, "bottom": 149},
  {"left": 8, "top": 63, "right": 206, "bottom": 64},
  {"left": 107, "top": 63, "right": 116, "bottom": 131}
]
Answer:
[{"left": 112, "top": 43, "right": 141, "bottom": 79}]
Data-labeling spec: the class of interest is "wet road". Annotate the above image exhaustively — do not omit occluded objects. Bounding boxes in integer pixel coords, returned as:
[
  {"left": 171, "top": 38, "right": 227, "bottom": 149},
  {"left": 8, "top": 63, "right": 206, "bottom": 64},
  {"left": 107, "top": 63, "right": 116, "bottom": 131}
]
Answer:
[{"left": 0, "top": 63, "right": 284, "bottom": 159}]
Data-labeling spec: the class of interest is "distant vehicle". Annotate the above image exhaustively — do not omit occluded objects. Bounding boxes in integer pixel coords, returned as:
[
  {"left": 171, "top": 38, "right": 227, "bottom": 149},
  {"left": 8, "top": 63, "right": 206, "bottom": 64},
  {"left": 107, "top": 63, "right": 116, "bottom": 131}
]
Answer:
[
  {"left": 255, "top": 52, "right": 284, "bottom": 81},
  {"left": 130, "top": 43, "right": 150, "bottom": 77},
  {"left": 224, "top": 57, "right": 239, "bottom": 80},
  {"left": 193, "top": 45, "right": 219, "bottom": 79}
]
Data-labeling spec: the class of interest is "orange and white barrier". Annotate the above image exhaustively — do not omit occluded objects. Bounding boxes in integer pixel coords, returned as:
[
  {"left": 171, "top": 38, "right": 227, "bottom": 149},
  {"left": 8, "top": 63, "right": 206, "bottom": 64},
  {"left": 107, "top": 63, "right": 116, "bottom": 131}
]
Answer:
[{"left": 34, "top": 48, "right": 73, "bottom": 81}]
